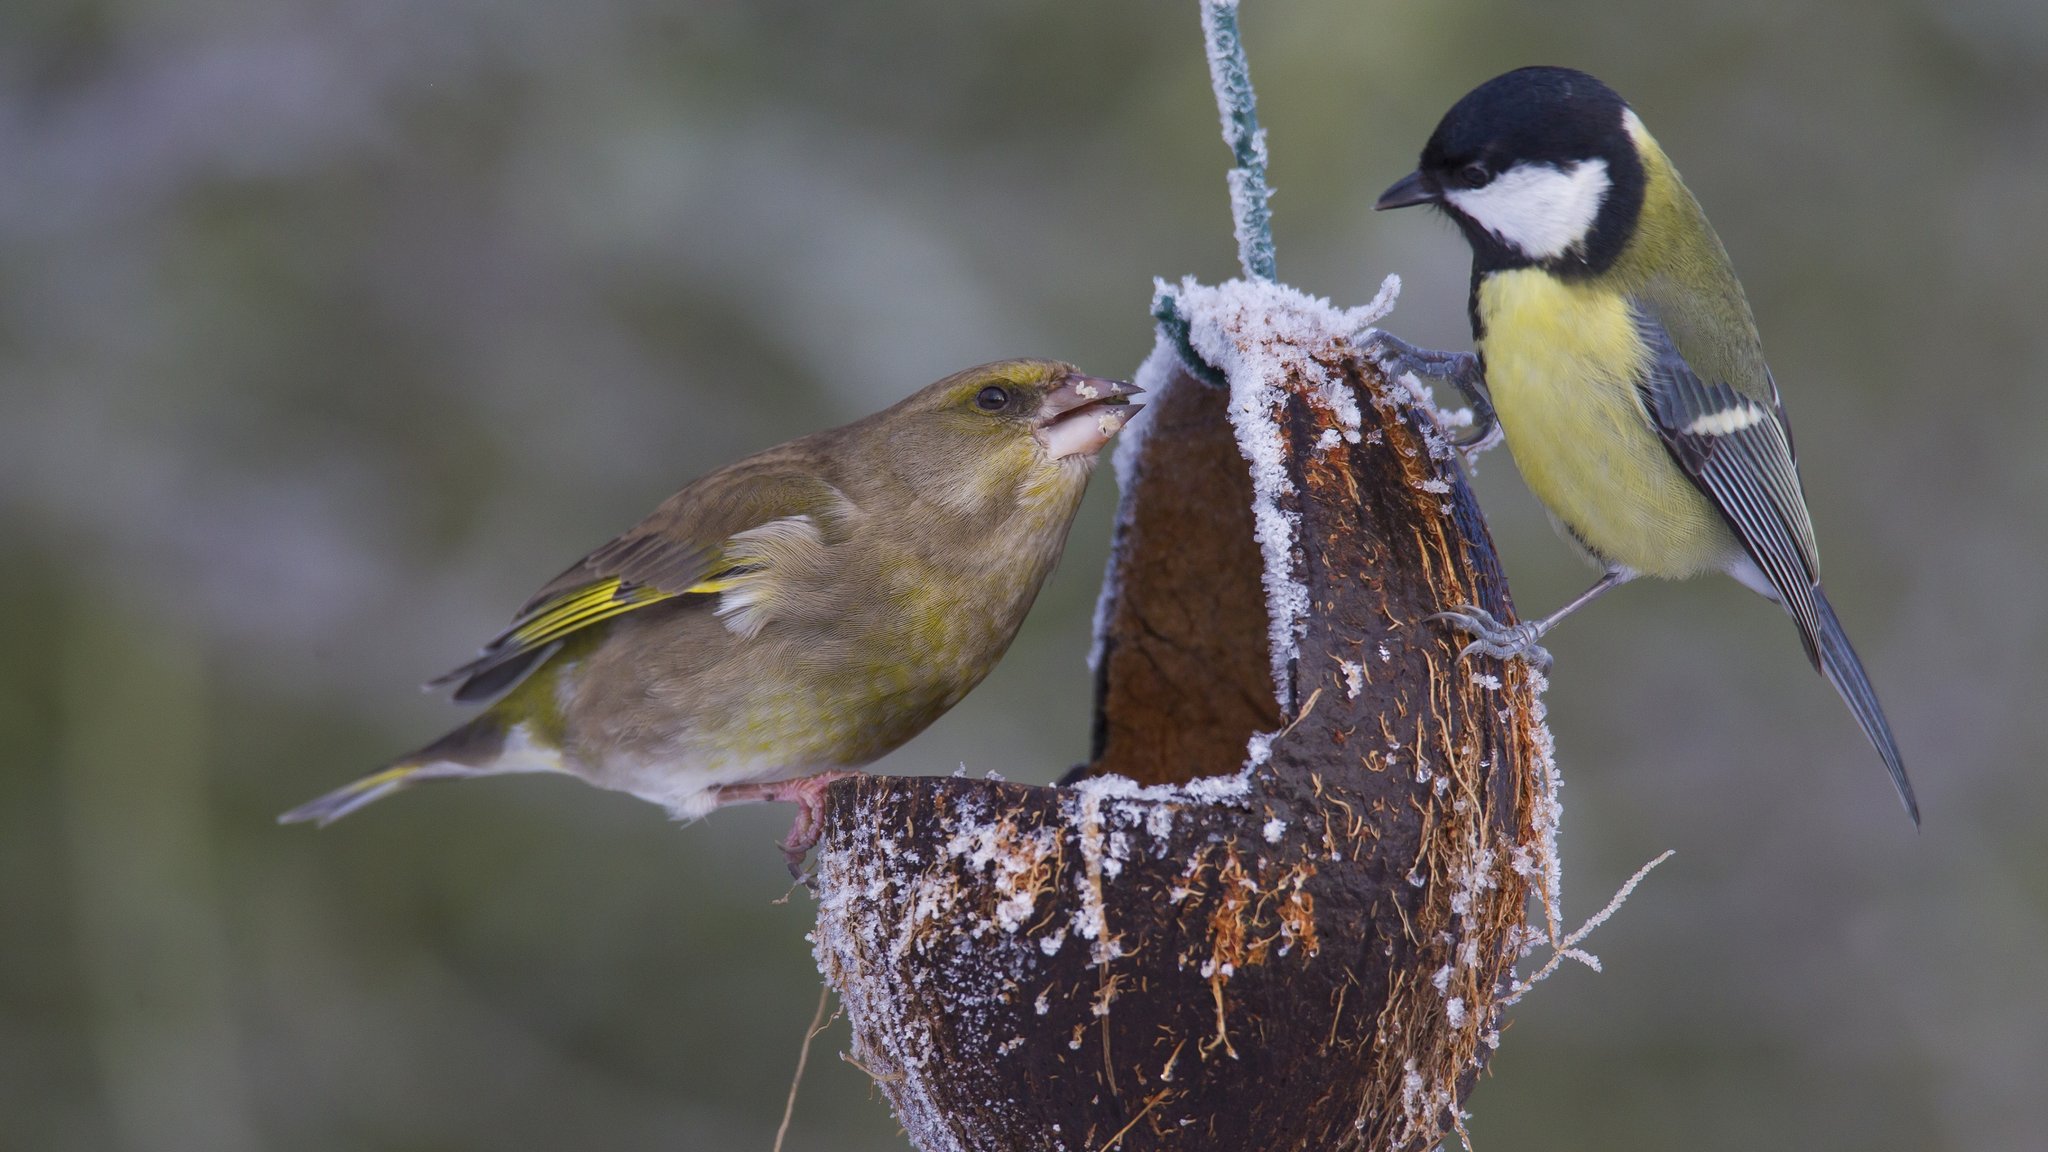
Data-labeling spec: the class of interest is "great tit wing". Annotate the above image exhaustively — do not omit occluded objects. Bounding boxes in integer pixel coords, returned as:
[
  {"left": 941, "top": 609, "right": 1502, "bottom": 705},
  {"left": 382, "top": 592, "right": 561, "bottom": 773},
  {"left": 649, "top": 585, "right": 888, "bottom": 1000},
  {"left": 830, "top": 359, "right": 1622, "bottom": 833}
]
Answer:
[
  {"left": 429, "top": 459, "right": 855, "bottom": 702},
  {"left": 1635, "top": 307, "right": 1917, "bottom": 821},
  {"left": 1630, "top": 307, "right": 1824, "bottom": 667}
]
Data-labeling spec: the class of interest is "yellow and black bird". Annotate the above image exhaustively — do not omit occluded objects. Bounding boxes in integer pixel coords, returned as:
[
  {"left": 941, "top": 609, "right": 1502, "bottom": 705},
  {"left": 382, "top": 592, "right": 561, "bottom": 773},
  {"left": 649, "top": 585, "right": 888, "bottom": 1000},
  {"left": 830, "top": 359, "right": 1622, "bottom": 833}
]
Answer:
[
  {"left": 282, "top": 360, "right": 1141, "bottom": 866},
  {"left": 1368, "top": 66, "right": 1917, "bottom": 823}
]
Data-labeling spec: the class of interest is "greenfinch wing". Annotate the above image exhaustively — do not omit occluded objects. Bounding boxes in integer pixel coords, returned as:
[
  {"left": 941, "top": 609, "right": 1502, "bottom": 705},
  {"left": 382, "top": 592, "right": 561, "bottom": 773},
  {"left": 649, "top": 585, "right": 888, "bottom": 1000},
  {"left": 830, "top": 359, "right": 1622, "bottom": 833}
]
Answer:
[{"left": 429, "top": 459, "right": 857, "bottom": 702}]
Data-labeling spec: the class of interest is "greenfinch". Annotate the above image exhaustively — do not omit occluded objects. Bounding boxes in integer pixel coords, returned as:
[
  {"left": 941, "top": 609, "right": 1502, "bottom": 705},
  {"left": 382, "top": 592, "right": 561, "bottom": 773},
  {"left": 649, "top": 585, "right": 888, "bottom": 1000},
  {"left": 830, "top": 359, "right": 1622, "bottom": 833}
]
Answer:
[{"left": 283, "top": 359, "right": 1141, "bottom": 867}]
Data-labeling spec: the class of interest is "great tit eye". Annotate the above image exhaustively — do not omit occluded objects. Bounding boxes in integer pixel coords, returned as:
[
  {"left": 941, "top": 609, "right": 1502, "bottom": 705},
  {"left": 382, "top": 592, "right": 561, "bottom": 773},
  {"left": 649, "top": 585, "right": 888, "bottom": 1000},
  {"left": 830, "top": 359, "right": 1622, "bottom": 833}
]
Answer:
[
  {"left": 1457, "top": 163, "right": 1490, "bottom": 189},
  {"left": 975, "top": 385, "right": 1011, "bottom": 411}
]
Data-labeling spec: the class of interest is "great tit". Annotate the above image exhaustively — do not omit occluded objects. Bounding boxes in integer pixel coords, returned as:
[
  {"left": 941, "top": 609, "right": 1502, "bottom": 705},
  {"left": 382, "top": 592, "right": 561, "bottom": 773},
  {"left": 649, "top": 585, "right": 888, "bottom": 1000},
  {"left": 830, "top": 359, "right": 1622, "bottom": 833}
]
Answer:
[
  {"left": 282, "top": 360, "right": 1142, "bottom": 868},
  {"left": 1368, "top": 66, "right": 1917, "bottom": 823}
]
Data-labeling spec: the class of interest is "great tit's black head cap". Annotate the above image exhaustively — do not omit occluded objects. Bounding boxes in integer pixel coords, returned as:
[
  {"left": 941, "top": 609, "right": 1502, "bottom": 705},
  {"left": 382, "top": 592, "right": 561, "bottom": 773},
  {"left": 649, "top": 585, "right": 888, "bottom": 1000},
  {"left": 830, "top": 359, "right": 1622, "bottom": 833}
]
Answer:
[
  {"left": 1421, "top": 67, "right": 1632, "bottom": 177},
  {"left": 1395, "top": 66, "right": 1648, "bottom": 278}
]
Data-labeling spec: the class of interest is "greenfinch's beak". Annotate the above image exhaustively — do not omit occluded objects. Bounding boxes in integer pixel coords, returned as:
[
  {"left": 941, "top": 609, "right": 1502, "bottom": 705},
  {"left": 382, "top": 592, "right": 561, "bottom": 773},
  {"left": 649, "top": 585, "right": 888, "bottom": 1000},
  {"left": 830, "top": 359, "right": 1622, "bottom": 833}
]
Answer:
[
  {"left": 1036, "top": 375, "right": 1143, "bottom": 460},
  {"left": 1374, "top": 170, "right": 1437, "bottom": 210}
]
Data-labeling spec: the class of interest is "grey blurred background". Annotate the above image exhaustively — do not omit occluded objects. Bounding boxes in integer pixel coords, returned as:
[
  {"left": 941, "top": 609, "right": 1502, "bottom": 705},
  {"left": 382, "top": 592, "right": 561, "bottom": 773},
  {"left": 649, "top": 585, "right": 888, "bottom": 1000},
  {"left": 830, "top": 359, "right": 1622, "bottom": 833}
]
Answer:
[{"left": 2, "top": 1, "right": 2042, "bottom": 1149}]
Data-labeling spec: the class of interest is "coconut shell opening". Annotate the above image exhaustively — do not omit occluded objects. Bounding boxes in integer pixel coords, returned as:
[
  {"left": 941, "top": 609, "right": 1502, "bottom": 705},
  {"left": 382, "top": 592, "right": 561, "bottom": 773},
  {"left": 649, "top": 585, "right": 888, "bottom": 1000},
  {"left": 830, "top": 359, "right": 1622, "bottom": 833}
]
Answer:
[{"left": 811, "top": 284, "right": 1552, "bottom": 1152}]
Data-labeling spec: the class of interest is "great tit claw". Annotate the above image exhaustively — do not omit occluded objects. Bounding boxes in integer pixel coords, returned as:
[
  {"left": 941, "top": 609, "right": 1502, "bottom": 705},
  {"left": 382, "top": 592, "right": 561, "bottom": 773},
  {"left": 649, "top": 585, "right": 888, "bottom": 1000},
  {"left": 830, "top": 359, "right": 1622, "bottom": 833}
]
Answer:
[
  {"left": 1360, "top": 331, "right": 1499, "bottom": 452},
  {"left": 1447, "top": 416, "right": 1504, "bottom": 452},
  {"left": 1428, "top": 605, "right": 1552, "bottom": 668}
]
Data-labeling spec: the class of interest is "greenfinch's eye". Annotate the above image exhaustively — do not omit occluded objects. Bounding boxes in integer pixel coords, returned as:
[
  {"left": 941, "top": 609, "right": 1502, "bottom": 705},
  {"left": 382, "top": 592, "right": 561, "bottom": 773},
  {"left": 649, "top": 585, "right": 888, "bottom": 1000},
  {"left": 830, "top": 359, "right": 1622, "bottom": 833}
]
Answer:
[
  {"left": 1456, "top": 162, "right": 1490, "bottom": 189},
  {"left": 975, "top": 385, "right": 1012, "bottom": 411}
]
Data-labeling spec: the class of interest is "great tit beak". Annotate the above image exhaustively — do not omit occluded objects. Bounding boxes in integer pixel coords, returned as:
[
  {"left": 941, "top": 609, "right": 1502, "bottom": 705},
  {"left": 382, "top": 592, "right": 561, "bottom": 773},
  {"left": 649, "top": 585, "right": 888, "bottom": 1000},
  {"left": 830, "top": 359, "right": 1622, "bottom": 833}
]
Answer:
[
  {"left": 1037, "top": 376, "right": 1144, "bottom": 460},
  {"left": 1374, "top": 170, "right": 1438, "bottom": 210}
]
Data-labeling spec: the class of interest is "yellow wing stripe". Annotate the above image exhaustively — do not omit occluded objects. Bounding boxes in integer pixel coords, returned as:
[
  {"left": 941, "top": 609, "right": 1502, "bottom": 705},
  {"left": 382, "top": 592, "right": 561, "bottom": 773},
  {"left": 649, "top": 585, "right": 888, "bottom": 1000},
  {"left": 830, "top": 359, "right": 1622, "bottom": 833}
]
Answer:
[
  {"left": 509, "top": 579, "right": 675, "bottom": 647},
  {"left": 504, "top": 568, "right": 757, "bottom": 650}
]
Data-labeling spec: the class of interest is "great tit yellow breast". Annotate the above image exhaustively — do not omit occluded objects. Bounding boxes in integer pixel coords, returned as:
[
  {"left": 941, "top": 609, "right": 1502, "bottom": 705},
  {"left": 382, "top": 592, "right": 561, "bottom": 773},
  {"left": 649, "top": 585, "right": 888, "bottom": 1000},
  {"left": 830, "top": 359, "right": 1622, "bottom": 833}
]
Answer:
[{"left": 1476, "top": 268, "right": 1736, "bottom": 578}]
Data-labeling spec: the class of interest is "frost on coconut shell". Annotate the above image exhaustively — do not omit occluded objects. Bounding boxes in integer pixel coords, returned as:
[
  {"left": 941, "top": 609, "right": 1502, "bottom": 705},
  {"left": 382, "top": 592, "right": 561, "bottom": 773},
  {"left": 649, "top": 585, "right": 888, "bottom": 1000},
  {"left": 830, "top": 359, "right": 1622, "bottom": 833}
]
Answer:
[{"left": 807, "top": 280, "right": 1560, "bottom": 1152}]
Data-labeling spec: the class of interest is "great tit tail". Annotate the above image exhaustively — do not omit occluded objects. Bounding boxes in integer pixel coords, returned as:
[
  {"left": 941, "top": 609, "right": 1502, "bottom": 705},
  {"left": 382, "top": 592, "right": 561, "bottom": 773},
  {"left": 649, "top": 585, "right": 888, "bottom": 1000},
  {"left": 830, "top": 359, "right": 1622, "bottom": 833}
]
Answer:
[{"left": 1810, "top": 588, "right": 1920, "bottom": 826}]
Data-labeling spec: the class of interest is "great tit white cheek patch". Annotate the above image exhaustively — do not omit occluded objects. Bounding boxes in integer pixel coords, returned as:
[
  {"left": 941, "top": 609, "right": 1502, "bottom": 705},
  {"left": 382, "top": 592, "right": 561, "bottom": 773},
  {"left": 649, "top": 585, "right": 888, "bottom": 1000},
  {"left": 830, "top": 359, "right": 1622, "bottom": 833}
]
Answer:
[{"left": 1445, "top": 158, "right": 1611, "bottom": 262}]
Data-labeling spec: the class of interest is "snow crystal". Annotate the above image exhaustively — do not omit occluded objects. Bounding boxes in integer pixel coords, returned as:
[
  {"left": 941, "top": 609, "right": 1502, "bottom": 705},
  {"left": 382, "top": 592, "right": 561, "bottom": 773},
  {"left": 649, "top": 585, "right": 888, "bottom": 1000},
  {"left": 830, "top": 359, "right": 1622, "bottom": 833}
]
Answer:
[
  {"left": 1261, "top": 817, "right": 1287, "bottom": 843},
  {"left": 1245, "top": 730, "right": 1275, "bottom": 770},
  {"left": 940, "top": 811, "right": 1059, "bottom": 936},
  {"left": 1086, "top": 335, "right": 1174, "bottom": 674},
  {"left": 1059, "top": 770, "right": 1253, "bottom": 973},
  {"left": 1071, "top": 788, "right": 1115, "bottom": 959},
  {"left": 1523, "top": 669, "right": 1564, "bottom": 948},
  {"left": 1145, "top": 804, "right": 1175, "bottom": 842},
  {"left": 1225, "top": 164, "right": 1272, "bottom": 280},
  {"left": 808, "top": 754, "right": 1271, "bottom": 1152},
  {"left": 1066, "top": 766, "right": 1254, "bottom": 808},
  {"left": 1357, "top": 272, "right": 1402, "bottom": 323},
  {"left": 1200, "top": 0, "right": 1277, "bottom": 280},
  {"left": 1161, "top": 274, "right": 1399, "bottom": 705},
  {"left": 1340, "top": 660, "right": 1364, "bottom": 699},
  {"left": 812, "top": 812, "right": 984, "bottom": 1152}
]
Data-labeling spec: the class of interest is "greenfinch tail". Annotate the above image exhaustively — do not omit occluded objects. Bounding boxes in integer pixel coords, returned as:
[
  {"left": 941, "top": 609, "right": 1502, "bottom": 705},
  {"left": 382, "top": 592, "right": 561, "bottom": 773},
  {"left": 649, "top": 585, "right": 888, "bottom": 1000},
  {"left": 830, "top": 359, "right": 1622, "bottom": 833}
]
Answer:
[{"left": 279, "top": 712, "right": 561, "bottom": 826}]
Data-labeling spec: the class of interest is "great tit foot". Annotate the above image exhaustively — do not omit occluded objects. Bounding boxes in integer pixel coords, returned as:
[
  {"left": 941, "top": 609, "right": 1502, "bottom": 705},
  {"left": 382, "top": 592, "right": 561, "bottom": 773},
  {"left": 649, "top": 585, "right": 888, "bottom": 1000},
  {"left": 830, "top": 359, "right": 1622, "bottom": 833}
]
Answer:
[
  {"left": 1361, "top": 330, "right": 1468, "bottom": 375},
  {"left": 1443, "top": 412, "right": 1504, "bottom": 453},
  {"left": 1428, "top": 605, "right": 1553, "bottom": 668},
  {"left": 1360, "top": 330, "right": 1500, "bottom": 450}
]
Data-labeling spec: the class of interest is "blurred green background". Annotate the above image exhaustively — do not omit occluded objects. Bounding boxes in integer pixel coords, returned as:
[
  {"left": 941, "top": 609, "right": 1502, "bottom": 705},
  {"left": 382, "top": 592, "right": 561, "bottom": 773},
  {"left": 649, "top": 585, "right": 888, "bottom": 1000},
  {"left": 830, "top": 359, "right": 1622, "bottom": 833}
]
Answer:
[{"left": 3, "top": 1, "right": 2043, "bottom": 1149}]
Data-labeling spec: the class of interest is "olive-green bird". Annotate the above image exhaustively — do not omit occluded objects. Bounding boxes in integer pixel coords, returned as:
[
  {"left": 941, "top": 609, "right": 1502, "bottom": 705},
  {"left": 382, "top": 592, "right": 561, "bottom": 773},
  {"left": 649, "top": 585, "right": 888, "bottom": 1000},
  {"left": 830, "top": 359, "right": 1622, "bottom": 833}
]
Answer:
[
  {"left": 282, "top": 360, "right": 1141, "bottom": 866},
  {"left": 1367, "top": 66, "right": 1917, "bottom": 823}
]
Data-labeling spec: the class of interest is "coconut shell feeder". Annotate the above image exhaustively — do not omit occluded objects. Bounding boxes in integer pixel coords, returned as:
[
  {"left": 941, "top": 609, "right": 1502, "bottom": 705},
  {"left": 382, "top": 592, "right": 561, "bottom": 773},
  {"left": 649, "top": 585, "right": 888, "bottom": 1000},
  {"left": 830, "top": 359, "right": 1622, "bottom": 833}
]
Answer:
[{"left": 805, "top": 6, "right": 1589, "bottom": 1149}]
